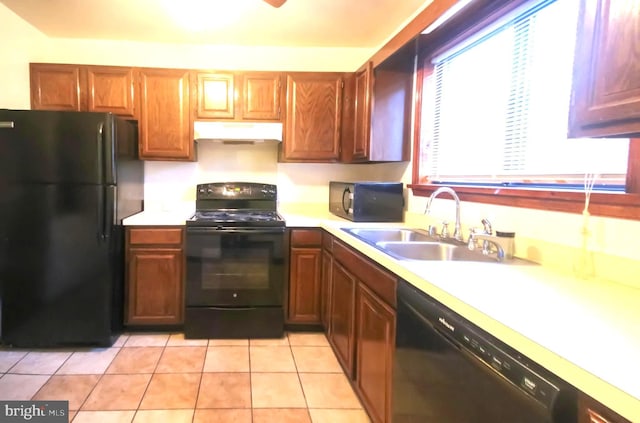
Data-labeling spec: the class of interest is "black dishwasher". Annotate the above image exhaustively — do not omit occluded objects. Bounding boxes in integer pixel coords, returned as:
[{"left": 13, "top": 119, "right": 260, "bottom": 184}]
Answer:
[{"left": 394, "top": 280, "right": 576, "bottom": 423}]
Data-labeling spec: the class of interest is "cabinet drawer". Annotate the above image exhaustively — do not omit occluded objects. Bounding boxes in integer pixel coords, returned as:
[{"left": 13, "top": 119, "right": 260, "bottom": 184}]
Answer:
[
  {"left": 128, "top": 227, "right": 184, "bottom": 246},
  {"left": 333, "top": 240, "right": 396, "bottom": 308},
  {"left": 291, "top": 229, "right": 322, "bottom": 246}
]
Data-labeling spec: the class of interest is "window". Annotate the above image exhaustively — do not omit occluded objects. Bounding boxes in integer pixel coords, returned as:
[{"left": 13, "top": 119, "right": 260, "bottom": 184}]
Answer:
[
  {"left": 418, "top": 0, "right": 629, "bottom": 190},
  {"left": 411, "top": 0, "right": 640, "bottom": 220}
]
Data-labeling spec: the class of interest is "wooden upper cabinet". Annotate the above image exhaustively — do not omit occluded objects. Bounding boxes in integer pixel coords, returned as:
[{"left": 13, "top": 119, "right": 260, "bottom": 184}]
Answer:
[
  {"left": 195, "top": 72, "right": 235, "bottom": 119},
  {"left": 282, "top": 72, "right": 343, "bottom": 162},
  {"left": 569, "top": 0, "right": 640, "bottom": 137},
  {"left": 241, "top": 73, "right": 282, "bottom": 120},
  {"left": 194, "top": 71, "right": 282, "bottom": 121},
  {"left": 86, "top": 66, "right": 136, "bottom": 118},
  {"left": 138, "top": 68, "right": 194, "bottom": 161},
  {"left": 30, "top": 63, "right": 83, "bottom": 111},
  {"left": 351, "top": 62, "right": 373, "bottom": 162}
]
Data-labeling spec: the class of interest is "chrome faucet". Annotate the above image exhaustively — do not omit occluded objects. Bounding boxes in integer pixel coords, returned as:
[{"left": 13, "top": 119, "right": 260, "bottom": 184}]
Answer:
[
  {"left": 468, "top": 233, "right": 506, "bottom": 262},
  {"left": 425, "top": 187, "right": 462, "bottom": 241}
]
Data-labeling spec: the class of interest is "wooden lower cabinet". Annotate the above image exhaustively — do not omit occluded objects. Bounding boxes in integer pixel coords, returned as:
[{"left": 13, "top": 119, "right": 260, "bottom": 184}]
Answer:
[
  {"left": 579, "top": 392, "right": 630, "bottom": 423},
  {"left": 328, "top": 238, "right": 397, "bottom": 423},
  {"left": 125, "top": 227, "right": 185, "bottom": 325},
  {"left": 287, "top": 229, "right": 323, "bottom": 324},
  {"left": 329, "top": 261, "right": 357, "bottom": 376},
  {"left": 355, "top": 282, "right": 396, "bottom": 423},
  {"left": 321, "top": 247, "right": 333, "bottom": 332}
]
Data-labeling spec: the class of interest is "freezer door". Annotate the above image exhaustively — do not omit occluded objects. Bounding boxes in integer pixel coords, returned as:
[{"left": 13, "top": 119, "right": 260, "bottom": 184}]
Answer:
[
  {"left": 0, "top": 110, "right": 117, "bottom": 185},
  {"left": 0, "top": 184, "right": 123, "bottom": 347}
]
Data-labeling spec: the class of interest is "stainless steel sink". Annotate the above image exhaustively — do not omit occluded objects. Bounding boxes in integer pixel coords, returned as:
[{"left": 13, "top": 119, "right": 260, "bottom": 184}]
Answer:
[
  {"left": 375, "top": 241, "right": 499, "bottom": 263},
  {"left": 342, "top": 228, "right": 435, "bottom": 244}
]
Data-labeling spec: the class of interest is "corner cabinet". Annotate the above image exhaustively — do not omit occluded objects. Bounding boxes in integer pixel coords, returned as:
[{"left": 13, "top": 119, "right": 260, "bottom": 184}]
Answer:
[
  {"left": 138, "top": 68, "right": 194, "bottom": 161},
  {"left": 287, "top": 229, "right": 323, "bottom": 324},
  {"left": 579, "top": 392, "right": 631, "bottom": 423},
  {"left": 569, "top": 0, "right": 640, "bottom": 137},
  {"left": 282, "top": 73, "right": 344, "bottom": 162},
  {"left": 125, "top": 227, "right": 185, "bottom": 326}
]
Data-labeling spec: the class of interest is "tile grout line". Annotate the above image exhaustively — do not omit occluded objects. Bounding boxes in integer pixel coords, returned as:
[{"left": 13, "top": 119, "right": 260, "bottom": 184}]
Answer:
[
  {"left": 288, "top": 333, "right": 314, "bottom": 421},
  {"left": 248, "top": 340, "right": 254, "bottom": 423},
  {"left": 130, "top": 334, "right": 170, "bottom": 423}
]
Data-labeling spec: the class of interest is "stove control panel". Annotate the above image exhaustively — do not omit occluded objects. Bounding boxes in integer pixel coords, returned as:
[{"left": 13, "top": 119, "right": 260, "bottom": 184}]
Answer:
[{"left": 196, "top": 182, "right": 277, "bottom": 200}]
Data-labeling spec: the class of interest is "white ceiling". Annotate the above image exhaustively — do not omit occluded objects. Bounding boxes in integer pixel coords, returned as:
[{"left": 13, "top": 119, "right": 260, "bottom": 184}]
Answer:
[{"left": 2, "top": 0, "right": 432, "bottom": 48}]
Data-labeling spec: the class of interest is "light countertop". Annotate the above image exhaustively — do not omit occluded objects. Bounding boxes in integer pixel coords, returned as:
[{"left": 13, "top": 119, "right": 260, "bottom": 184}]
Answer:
[{"left": 123, "top": 207, "right": 640, "bottom": 421}]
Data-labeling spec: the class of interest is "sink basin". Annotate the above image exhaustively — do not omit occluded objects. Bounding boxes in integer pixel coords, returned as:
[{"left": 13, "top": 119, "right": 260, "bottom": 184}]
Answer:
[
  {"left": 376, "top": 241, "right": 499, "bottom": 263},
  {"left": 342, "top": 228, "right": 435, "bottom": 244}
]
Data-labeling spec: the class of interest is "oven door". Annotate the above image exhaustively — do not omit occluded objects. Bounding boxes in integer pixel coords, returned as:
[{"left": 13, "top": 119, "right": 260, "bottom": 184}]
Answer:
[{"left": 185, "top": 227, "right": 285, "bottom": 307}]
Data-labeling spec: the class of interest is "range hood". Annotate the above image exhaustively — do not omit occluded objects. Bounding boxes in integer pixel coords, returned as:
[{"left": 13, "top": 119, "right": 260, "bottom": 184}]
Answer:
[{"left": 194, "top": 121, "right": 283, "bottom": 144}]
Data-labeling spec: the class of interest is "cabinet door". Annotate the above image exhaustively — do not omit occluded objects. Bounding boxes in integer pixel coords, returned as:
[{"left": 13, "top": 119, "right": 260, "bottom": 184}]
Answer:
[
  {"left": 195, "top": 72, "right": 235, "bottom": 119},
  {"left": 329, "top": 261, "right": 357, "bottom": 377},
  {"left": 569, "top": 0, "right": 640, "bottom": 137},
  {"left": 288, "top": 246, "right": 322, "bottom": 324},
  {"left": 30, "top": 63, "right": 83, "bottom": 111},
  {"left": 126, "top": 247, "right": 184, "bottom": 325},
  {"left": 242, "top": 73, "right": 282, "bottom": 120},
  {"left": 86, "top": 66, "right": 136, "bottom": 117},
  {"left": 138, "top": 68, "right": 194, "bottom": 160},
  {"left": 352, "top": 62, "right": 373, "bottom": 161},
  {"left": 283, "top": 73, "right": 343, "bottom": 161},
  {"left": 321, "top": 248, "right": 333, "bottom": 332},
  {"left": 356, "top": 282, "right": 396, "bottom": 423}
]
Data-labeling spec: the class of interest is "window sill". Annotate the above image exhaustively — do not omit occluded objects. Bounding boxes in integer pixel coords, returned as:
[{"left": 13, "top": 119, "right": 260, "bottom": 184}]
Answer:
[{"left": 409, "top": 183, "right": 640, "bottom": 220}]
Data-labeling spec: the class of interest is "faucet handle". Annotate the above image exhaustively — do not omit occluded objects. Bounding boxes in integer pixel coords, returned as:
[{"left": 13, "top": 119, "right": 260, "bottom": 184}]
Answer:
[
  {"left": 427, "top": 225, "right": 438, "bottom": 237},
  {"left": 481, "top": 218, "right": 493, "bottom": 235},
  {"left": 467, "top": 227, "right": 478, "bottom": 249},
  {"left": 440, "top": 221, "right": 450, "bottom": 238}
]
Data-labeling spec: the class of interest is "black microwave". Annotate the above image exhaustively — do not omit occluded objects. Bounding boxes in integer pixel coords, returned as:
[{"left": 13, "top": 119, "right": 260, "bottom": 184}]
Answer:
[{"left": 329, "top": 181, "right": 404, "bottom": 222}]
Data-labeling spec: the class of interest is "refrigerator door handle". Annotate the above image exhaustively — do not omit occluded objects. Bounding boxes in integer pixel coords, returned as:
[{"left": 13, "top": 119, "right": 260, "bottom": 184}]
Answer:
[
  {"left": 105, "top": 186, "right": 116, "bottom": 241},
  {"left": 97, "top": 122, "right": 104, "bottom": 184},
  {"left": 97, "top": 187, "right": 106, "bottom": 242},
  {"left": 103, "top": 117, "right": 116, "bottom": 185}
]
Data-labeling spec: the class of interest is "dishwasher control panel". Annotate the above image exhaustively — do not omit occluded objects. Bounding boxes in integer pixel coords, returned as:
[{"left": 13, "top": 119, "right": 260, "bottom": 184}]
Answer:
[{"left": 406, "top": 279, "right": 563, "bottom": 411}]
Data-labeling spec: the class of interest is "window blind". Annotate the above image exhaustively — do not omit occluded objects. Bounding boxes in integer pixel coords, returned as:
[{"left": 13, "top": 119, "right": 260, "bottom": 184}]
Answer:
[{"left": 421, "top": 0, "right": 629, "bottom": 188}]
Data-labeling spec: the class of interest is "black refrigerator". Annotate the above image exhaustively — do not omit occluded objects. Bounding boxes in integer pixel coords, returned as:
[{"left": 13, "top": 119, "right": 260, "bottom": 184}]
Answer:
[{"left": 0, "top": 110, "right": 144, "bottom": 347}]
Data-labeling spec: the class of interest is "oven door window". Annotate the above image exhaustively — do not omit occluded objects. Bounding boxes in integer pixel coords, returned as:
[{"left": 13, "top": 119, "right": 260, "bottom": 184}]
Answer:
[{"left": 186, "top": 230, "right": 284, "bottom": 307}]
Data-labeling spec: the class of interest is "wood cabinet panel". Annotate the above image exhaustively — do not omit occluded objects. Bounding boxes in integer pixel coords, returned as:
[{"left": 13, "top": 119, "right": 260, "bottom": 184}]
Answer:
[
  {"left": 332, "top": 240, "right": 396, "bottom": 307},
  {"left": 126, "top": 248, "right": 183, "bottom": 325},
  {"left": 138, "top": 68, "right": 193, "bottom": 160},
  {"left": 283, "top": 73, "right": 343, "bottom": 161},
  {"left": 569, "top": 0, "right": 640, "bottom": 137},
  {"left": 321, "top": 248, "right": 333, "bottom": 332},
  {"left": 288, "top": 246, "right": 322, "bottom": 324},
  {"left": 352, "top": 62, "right": 373, "bottom": 161},
  {"left": 329, "top": 261, "right": 357, "bottom": 377},
  {"left": 129, "top": 227, "right": 183, "bottom": 245},
  {"left": 30, "top": 63, "right": 82, "bottom": 111},
  {"left": 125, "top": 227, "right": 185, "bottom": 326},
  {"left": 579, "top": 392, "right": 630, "bottom": 423},
  {"left": 356, "top": 282, "right": 395, "bottom": 423},
  {"left": 195, "top": 72, "right": 235, "bottom": 119},
  {"left": 242, "top": 73, "right": 282, "bottom": 120},
  {"left": 290, "top": 228, "right": 322, "bottom": 246},
  {"left": 86, "top": 66, "right": 136, "bottom": 117}
]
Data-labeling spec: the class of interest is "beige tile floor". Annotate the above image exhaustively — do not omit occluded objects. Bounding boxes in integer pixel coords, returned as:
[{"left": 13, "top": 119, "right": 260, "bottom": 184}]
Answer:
[{"left": 0, "top": 332, "right": 371, "bottom": 423}]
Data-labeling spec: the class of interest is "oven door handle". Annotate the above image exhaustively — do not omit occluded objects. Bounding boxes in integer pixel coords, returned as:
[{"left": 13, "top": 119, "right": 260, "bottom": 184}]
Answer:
[{"left": 186, "top": 227, "right": 285, "bottom": 234}]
